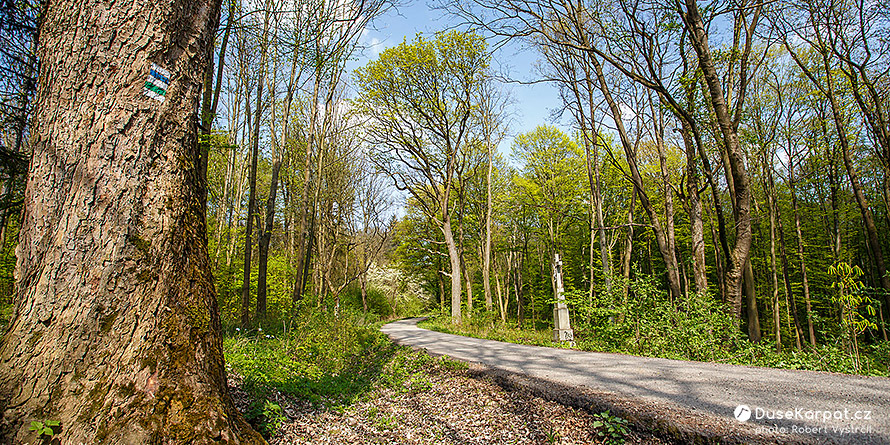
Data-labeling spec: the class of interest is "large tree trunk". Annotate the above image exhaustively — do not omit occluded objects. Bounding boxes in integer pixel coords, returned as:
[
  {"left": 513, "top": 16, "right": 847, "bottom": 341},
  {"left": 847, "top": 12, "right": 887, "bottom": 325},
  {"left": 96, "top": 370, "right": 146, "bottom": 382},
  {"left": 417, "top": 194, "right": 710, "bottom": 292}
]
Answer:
[{"left": 0, "top": 0, "right": 264, "bottom": 441}]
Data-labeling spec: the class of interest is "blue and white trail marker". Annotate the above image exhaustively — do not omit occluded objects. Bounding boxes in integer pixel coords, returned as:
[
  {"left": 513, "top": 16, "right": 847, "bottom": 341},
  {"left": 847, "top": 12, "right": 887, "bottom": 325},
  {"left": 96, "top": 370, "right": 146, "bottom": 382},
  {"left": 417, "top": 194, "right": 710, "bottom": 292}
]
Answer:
[{"left": 143, "top": 63, "right": 170, "bottom": 102}]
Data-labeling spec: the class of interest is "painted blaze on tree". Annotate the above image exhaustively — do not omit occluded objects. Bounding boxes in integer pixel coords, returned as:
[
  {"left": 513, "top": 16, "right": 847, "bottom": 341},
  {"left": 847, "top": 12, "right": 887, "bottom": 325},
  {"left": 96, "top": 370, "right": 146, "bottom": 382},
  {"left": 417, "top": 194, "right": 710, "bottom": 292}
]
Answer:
[{"left": 0, "top": 0, "right": 263, "bottom": 443}]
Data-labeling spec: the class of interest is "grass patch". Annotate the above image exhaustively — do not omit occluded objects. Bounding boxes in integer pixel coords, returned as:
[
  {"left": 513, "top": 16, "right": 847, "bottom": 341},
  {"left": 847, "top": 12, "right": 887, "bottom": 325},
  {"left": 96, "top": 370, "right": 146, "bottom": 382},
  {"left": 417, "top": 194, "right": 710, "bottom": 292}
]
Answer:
[
  {"left": 224, "top": 310, "right": 397, "bottom": 408},
  {"left": 224, "top": 308, "right": 453, "bottom": 437}
]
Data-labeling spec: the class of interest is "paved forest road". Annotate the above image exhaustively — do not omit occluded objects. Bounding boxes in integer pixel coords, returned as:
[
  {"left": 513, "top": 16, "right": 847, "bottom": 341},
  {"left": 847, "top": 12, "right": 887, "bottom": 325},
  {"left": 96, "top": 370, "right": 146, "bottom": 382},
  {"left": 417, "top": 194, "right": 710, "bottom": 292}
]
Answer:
[{"left": 381, "top": 318, "right": 890, "bottom": 444}]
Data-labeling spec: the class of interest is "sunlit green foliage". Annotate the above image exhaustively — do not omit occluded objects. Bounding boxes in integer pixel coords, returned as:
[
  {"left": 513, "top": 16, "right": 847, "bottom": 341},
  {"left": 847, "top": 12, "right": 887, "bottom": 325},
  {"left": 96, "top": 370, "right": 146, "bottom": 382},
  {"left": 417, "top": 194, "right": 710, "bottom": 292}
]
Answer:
[{"left": 423, "top": 270, "right": 889, "bottom": 376}]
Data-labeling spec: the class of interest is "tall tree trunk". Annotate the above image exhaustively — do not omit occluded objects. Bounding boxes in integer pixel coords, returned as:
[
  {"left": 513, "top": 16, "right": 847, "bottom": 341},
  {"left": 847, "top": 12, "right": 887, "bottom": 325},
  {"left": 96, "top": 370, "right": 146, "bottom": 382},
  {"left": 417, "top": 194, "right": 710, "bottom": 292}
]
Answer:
[
  {"left": 495, "top": 266, "right": 507, "bottom": 322},
  {"left": 198, "top": 0, "right": 234, "bottom": 185},
  {"left": 200, "top": 0, "right": 233, "bottom": 136},
  {"left": 456, "top": 182, "right": 472, "bottom": 314},
  {"left": 437, "top": 253, "right": 445, "bottom": 313},
  {"left": 0, "top": 0, "right": 264, "bottom": 440},
  {"left": 820, "top": 114, "right": 843, "bottom": 261},
  {"left": 360, "top": 270, "right": 369, "bottom": 312},
  {"left": 821, "top": 53, "right": 890, "bottom": 311},
  {"left": 256, "top": 158, "right": 281, "bottom": 319},
  {"left": 443, "top": 219, "right": 462, "bottom": 324},
  {"left": 679, "top": 123, "right": 708, "bottom": 294},
  {"left": 652, "top": 97, "right": 680, "bottom": 301},
  {"left": 516, "top": 233, "right": 526, "bottom": 326},
  {"left": 226, "top": 153, "right": 248, "bottom": 268},
  {"left": 621, "top": 191, "right": 635, "bottom": 316},
  {"left": 293, "top": 72, "right": 323, "bottom": 302},
  {"left": 578, "top": 69, "right": 611, "bottom": 295},
  {"left": 256, "top": 46, "right": 298, "bottom": 317},
  {"left": 213, "top": 141, "right": 233, "bottom": 265},
  {"left": 683, "top": 0, "right": 756, "bottom": 323},
  {"left": 778, "top": 213, "right": 804, "bottom": 350},
  {"left": 240, "top": 98, "right": 259, "bottom": 328},
  {"left": 787, "top": 147, "right": 817, "bottom": 346},
  {"left": 586, "top": 151, "right": 598, "bottom": 301},
  {"left": 744, "top": 262, "right": 761, "bottom": 342},
  {"left": 207, "top": 3, "right": 236, "bottom": 268},
  {"left": 483, "top": 119, "right": 494, "bottom": 312},
  {"left": 763, "top": 159, "right": 782, "bottom": 352},
  {"left": 240, "top": 7, "right": 271, "bottom": 327}
]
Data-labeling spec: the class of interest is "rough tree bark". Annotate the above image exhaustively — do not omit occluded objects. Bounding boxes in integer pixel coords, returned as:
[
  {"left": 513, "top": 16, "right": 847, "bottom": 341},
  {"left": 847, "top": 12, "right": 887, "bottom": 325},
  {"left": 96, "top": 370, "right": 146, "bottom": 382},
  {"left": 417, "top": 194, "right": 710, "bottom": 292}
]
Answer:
[{"left": 0, "top": 0, "right": 264, "bottom": 441}]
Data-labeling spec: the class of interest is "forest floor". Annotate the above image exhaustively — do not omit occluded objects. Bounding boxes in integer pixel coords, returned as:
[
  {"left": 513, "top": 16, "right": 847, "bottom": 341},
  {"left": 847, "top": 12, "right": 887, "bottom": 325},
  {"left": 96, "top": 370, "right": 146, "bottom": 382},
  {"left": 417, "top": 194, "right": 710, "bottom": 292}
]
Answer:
[
  {"left": 222, "top": 310, "right": 672, "bottom": 444},
  {"left": 228, "top": 356, "right": 666, "bottom": 445}
]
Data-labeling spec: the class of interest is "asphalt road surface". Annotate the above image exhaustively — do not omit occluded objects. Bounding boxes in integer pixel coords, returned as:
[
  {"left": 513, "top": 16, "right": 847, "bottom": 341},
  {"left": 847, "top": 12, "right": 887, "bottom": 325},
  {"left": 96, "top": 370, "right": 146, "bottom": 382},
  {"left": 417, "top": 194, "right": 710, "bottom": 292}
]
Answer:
[{"left": 381, "top": 318, "right": 890, "bottom": 444}]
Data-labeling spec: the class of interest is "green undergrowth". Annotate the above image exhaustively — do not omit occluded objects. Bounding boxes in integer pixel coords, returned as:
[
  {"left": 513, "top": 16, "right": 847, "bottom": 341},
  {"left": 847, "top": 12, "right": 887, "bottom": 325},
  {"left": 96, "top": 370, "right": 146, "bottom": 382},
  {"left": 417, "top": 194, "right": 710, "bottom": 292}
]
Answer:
[
  {"left": 224, "top": 308, "right": 467, "bottom": 437},
  {"left": 421, "top": 280, "right": 890, "bottom": 377}
]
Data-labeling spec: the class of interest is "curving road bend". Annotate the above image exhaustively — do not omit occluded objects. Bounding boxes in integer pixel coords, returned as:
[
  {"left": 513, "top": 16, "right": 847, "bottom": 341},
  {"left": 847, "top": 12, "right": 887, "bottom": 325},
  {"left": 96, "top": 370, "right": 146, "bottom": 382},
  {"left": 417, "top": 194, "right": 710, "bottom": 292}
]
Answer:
[{"left": 381, "top": 318, "right": 890, "bottom": 444}]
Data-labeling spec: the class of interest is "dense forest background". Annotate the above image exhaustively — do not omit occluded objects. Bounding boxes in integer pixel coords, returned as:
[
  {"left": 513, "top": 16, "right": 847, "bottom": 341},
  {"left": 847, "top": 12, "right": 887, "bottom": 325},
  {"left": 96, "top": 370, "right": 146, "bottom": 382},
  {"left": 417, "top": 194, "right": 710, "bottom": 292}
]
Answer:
[{"left": 2, "top": 0, "right": 889, "bottom": 374}]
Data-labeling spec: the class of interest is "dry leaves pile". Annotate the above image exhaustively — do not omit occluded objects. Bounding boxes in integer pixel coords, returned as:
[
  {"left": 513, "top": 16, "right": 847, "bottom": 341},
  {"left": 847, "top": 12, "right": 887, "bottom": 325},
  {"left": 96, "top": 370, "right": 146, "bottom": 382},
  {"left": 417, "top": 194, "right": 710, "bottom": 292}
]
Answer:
[{"left": 230, "top": 355, "right": 664, "bottom": 444}]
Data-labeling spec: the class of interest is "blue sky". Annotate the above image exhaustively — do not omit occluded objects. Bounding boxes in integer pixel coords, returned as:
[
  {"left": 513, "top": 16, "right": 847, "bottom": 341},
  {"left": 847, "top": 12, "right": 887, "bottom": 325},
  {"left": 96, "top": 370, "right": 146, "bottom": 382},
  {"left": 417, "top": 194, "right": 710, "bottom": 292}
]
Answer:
[{"left": 347, "top": 0, "right": 570, "bottom": 156}]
